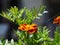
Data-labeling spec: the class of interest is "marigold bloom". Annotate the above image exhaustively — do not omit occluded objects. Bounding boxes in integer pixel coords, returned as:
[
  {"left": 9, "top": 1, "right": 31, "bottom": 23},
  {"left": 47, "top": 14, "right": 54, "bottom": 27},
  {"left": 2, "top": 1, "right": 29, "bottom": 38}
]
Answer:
[
  {"left": 18, "top": 24, "right": 37, "bottom": 34},
  {"left": 53, "top": 16, "right": 60, "bottom": 25}
]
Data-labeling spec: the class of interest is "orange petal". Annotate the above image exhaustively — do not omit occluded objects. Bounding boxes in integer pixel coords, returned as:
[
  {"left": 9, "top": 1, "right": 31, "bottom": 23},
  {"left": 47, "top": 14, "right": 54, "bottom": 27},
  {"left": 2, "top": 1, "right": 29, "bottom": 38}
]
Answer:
[
  {"left": 28, "top": 29, "right": 37, "bottom": 34},
  {"left": 31, "top": 24, "right": 37, "bottom": 27},
  {"left": 53, "top": 16, "right": 60, "bottom": 24},
  {"left": 56, "top": 16, "right": 60, "bottom": 20},
  {"left": 27, "top": 26, "right": 37, "bottom": 34},
  {"left": 18, "top": 24, "right": 27, "bottom": 31}
]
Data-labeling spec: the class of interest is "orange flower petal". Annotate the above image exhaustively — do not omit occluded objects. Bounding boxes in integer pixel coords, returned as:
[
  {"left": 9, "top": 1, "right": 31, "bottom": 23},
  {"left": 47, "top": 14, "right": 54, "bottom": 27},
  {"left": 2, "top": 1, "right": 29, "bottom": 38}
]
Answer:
[
  {"left": 18, "top": 24, "right": 27, "bottom": 31},
  {"left": 27, "top": 24, "right": 37, "bottom": 34},
  {"left": 31, "top": 24, "right": 37, "bottom": 27},
  {"left": 28, "top": 29, "right": 37, "bottom": 34},
  {"left": 53, "top": 16, "right": 60, "bottom": 25},
  {"left": 25, "top": 25, "right": 30, "bottom": 31}
]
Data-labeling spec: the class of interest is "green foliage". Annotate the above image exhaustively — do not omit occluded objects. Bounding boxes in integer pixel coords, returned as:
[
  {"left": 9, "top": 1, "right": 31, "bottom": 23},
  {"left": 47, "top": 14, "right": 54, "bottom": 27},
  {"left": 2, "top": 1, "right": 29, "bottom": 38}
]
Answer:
[
  {"left": 0, "top": 6, "right": 25, "bottom": 24},
  {"left": 53, "top": 27, "right": 60, "bottom": 45},
  {"left": 15, "top": 26, "right": 52, "bottom": 45},
  {"left": 0, "top": 6, "right": 45, "bottom": 25},
  {"left": 0, "top": 26, "right": 60, "bottom": 45},
  {"left": 1, "top": 6, "right": 60, "bottom": 45}
]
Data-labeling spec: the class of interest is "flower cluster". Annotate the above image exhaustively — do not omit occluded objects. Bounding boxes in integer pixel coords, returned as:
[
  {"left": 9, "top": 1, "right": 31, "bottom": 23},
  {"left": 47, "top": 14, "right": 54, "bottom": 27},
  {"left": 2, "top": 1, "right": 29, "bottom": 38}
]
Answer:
[
  {"left": 53, "top": 16, "right": 60, "bottom": 25},
  {"left": 18, "top": 24, "right": 37, "bottom": 34}
]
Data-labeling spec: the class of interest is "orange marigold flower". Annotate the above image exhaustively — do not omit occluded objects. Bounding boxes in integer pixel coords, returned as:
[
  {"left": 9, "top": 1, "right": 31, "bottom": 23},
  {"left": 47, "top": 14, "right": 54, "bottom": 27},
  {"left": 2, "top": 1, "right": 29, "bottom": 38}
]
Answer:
[
  {"left": 53, "top": 16, "right": 60, "bottom": 25},
  {"left": 18, "top": 23, "right": 37, "bottom": 34}
]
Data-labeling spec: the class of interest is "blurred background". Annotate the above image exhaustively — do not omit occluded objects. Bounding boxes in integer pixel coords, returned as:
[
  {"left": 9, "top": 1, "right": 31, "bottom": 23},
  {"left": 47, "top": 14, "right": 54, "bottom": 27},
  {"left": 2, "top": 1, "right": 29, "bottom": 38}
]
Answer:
[
  {"left": 0, "top": 0, "right": 44, "bottom": 12},
  {"left": 0, "top": 0, "right": 60, "bottom": 40}
]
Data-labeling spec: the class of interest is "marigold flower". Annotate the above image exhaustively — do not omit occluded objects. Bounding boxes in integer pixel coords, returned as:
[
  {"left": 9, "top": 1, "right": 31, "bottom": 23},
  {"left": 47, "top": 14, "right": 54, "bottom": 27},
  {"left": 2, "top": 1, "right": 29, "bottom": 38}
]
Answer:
[
  {"left": 18, "top": 24, "right": 37, "bottom": 34},
  {"left": 53, "top": 16, "right": 60, "bottom": 25}
]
